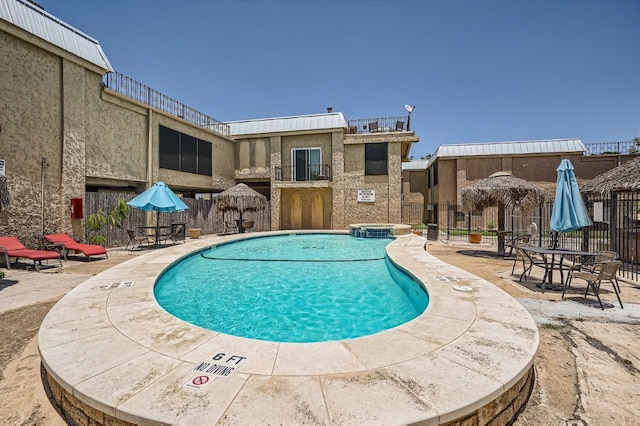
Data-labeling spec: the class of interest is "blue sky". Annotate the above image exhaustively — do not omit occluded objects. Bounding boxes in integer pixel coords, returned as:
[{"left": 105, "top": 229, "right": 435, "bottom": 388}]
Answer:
[{"left": 40, "top": 0, "right": 640, "bottom": 159}]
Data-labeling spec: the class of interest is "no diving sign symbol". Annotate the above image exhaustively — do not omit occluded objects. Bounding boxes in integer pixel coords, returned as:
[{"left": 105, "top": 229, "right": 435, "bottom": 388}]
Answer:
[{"left": 185, "top": 375, "right": 211, "bottom": 389}]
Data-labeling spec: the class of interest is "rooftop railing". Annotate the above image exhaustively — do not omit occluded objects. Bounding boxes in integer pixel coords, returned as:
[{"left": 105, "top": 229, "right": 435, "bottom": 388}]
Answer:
[
  {"left": 347, "top": 116, "right": 411, "bottom": 134},
  {"left": 583, "top": 141, "right": 636, "bottom": 155},
  {"left": 103, "top": 72, "right": 230, "bottom": 137}
]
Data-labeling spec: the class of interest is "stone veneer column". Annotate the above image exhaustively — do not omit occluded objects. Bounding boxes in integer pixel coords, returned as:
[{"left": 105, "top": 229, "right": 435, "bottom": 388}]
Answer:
[
  {"left": 331, "top": 131, "right": 345, "bottom": 229},
  {"left": 270, "top": 136, "right": 282, "bottom": 231},
  {"left": 388, "top": 143, "right": 402, "bottom": 223},
  {"left": 61, "top": 60, "right": 87, "bottom": 237}
]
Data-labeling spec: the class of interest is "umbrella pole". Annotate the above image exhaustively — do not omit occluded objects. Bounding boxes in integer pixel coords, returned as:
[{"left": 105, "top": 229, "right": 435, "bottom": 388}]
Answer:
[
  {"left": 155, "top": 212, "right": 160, "bottom": 247},
  {"left": 497, "top": 203, "right": 506, "bottom": 255}
]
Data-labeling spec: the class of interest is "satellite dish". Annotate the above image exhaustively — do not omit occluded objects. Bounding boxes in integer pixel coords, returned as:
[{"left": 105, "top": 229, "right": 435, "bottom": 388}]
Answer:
[{"left": 405, "top": 104, "right": 415, "bottom": 113}]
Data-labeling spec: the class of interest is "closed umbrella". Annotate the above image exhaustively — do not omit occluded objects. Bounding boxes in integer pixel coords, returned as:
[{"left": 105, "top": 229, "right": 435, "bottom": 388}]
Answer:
[
  {"left": 127, "top": 182, "right": 188, "bottom": 245},
  {"left": 550, "top": 159, "right": 592, "bottom": 247}
]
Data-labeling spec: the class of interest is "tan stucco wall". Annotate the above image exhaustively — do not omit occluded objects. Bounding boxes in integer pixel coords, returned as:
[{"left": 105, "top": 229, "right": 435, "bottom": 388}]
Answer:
[
  {"left": 0, "top": 28, "right": 74, "bottom": 244},
  {"left": 235, "top": 137, "right": 270, "bottom": 181},
  {"left": 0, "top": 24, "right": 237, "bottom": 242},
  {"left": 279, "top": 187, "right": 333, "bottom": 229},
  {"left": 281, "top": 133, "right": 333, "bottom": 168}
]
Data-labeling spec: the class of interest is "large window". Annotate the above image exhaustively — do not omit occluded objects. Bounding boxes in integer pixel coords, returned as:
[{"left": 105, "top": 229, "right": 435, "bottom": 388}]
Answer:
[
  {"left": 159, "top": 125, "right": 212, "bottom": 176},
  {"left": 292, "top": 148, "right": 321, "bottom": 181},
  {"left": 365, "top": 143, "right": 388, "bottom": 175}
]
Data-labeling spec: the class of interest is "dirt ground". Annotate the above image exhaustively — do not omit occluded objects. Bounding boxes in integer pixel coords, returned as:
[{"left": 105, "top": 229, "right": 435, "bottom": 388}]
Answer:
[{"left": 0, "top": 239, "right": 639, "bottom": 425}]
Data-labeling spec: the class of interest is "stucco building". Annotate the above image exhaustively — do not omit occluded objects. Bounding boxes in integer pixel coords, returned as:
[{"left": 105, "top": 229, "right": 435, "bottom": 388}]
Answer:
[{"left": 0, "top": 0, "right": 418, "bottom": 243}]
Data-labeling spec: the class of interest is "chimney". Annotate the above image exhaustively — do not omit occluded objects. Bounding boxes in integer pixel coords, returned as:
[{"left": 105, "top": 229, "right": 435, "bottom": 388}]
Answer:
[{"left": 327, "top": 107, "right": 333, "bottom": 113}]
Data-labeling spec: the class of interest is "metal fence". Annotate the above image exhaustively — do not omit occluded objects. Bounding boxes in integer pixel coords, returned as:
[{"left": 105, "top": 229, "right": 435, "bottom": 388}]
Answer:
[
  {"left": 84, "top": 192, "right": 271, "bottom": 247},
  {"left": 583, "top": 141, "right": 635, "bottom": 155},
  {"left": 103, "top": 72, "right": 230, "bottom": 136},
  {"left": 402, "top": 192, "right": 640, "bottom": 282}
]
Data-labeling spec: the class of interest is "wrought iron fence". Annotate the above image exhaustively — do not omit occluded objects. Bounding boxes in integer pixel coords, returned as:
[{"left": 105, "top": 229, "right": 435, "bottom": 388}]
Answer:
[
  {"left": 402, "top": 194, "right": 640, "bottom": 282},
  {"left": 103, "top": 72, "right": 230, "bottom": 136},
  {"left": 583, "top": 141, "right": 636, "bottom": 155}
]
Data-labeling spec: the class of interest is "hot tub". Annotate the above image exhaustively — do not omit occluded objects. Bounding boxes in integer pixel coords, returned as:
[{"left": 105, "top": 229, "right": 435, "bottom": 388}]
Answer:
[{"left": 349, "top": 223, "right": 411, "bottom": 238}]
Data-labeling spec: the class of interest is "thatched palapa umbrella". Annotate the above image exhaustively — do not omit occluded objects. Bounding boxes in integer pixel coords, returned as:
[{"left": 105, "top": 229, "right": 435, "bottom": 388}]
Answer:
[
  {"left": 581, "top": 156, "right": 640, "bottom": 194},
  {"left": 216, "top": 183, "right": 267, "bottom": 232},
  {"left": 461, "top": 172, "right": 547, "bottom": 254},
  {"left": 0, "top": 175, "right": 10, "bottom": 212}
]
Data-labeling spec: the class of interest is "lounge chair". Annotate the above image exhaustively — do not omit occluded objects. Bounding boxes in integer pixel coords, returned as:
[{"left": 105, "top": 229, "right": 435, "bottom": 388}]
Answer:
[
  {"left": 0, "top": 236, "right": 62, "bottom": 271},
  {"left": 43, "top": 233, "right": 108, "bottom": 261}
]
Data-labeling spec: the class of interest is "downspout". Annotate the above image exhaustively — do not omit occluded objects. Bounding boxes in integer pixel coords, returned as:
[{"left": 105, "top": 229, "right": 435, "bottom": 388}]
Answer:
[
  {"left": 147, "top": 109, "right": 154, "bottom": 226},
  {"left": 147, "top": 109, "right": 153, "bottom": 184}
]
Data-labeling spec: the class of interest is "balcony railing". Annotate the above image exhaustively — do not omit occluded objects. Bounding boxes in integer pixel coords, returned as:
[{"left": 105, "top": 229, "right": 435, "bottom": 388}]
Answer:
[
  {"left": 583, "top": 141, "right": 635, "bottom": 155},
  {"left": 103, "top": 72, "right": 230, "bottom": 136},
  {"left": 275, "top": 164, "right": 332, "bottom": 182},
  {"left": 347, "top": 116, "right": 411, "bottom": 134}
]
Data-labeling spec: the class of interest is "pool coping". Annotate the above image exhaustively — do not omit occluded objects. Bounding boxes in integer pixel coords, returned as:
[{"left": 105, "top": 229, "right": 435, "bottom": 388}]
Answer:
[{"left": 38, "top": 230, "right": 539, "bottom": 425}]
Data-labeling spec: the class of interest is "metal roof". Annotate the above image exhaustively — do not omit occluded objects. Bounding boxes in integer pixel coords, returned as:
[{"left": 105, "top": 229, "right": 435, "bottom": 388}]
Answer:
[
  {"left": 0, "top": 0, "right": 113, "bottom": 72},
  {"left": 426, "top": 138, "right": 585, "bottom": 167},
  {"left": 402, "top": 160, "right": 430, "bottom": 170},
  {"left": 227, "top": 112, "right": 349, "bottom": 136}
]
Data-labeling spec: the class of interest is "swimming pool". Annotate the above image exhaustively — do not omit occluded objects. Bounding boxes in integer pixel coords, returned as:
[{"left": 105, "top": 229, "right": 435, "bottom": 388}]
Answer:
[{"left": 154, "top": 233, "right": 428, "bottom": 342}]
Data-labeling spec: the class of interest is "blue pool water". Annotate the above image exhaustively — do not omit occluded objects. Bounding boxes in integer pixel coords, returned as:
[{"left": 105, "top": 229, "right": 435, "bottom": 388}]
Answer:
[{"left": 154, "top": 233, "right": 429, "bottom": 343}]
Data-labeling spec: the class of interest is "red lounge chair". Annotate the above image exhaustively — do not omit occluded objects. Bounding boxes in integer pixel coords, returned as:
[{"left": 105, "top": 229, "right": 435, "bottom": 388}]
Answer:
[
  {"left": 0, "top": 236, "right": 62, "bottom": 271},
  {"left": 43, "top": 233, "right": 108, "bottom": 261}
]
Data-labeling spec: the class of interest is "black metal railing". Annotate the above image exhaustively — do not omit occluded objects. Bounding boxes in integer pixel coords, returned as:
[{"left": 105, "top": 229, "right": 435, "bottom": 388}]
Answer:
[
  {"left": 583, "top": 141, "right": 636, "bottom": 155},
  {"left": 103, "top": 72, "right": 230, "bottom": 136},
  {"left": 401, "top": 195, "right": 640, "bottom": 282},
  {"left": 347, "top": 116, "right": 410, "bottom": 134},
  {"left": 275, "top": 164, "right": 332, "bottom": 182}
]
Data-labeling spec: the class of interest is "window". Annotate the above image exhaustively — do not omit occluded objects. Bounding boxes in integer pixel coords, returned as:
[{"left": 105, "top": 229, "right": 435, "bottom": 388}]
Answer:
[
  {"left": 292, "top": 148, "right": 321, "bottom": 181},
  {"left": 159, "top": 125, "right": 212, "bottom": 176},
  {"left": 365, "top": 143, "right": 388, "bottom": 175}
]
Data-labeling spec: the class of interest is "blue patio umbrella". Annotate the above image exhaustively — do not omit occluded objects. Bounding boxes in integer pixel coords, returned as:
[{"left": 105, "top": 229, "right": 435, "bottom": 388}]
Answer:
[
  {"left": 127, "top": 182, "right": 188, "bottom": 244},
  {"left": 550, "top": 159, "right": 592, "bottom": 246}
]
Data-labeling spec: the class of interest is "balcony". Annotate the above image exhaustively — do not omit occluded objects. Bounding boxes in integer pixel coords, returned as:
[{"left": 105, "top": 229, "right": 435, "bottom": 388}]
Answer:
[
  {"left": 275, "top": 164, "right": 332, "bottom": 182},
  {"left": 347, "top": 116, "right": 411, "bottom": 134}
]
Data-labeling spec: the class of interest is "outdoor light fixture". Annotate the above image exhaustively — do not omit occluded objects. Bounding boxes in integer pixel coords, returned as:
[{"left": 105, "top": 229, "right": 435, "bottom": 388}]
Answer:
[{"left": 405, "top": 104, "right": 415, "bottom": 131}]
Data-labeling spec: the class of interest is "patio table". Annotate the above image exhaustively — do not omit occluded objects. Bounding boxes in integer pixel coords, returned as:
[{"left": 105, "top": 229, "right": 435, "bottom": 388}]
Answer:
[
  {"left": 139, "top": 225, "right": 172, "bottom": 247},
  {"left": 520, "top": 245, "right": 596, "bottom": 291}
]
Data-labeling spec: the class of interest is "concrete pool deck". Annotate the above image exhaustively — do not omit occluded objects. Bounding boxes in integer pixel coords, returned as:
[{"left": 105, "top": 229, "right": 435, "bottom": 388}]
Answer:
[{"left": 38, "top": 231, "right": 538, "bottom": 424}]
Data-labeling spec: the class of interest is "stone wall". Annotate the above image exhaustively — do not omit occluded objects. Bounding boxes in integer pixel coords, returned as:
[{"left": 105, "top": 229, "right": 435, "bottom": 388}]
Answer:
[{"left": 44, "top": 361, "right": 534, "bottom": 425}]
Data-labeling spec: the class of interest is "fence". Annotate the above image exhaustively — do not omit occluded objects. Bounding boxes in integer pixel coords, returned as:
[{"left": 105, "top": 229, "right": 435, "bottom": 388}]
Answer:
[
  {"left": 84, "top": 192, "right": 271, "bottom": 247},
  {"left": 402, "top": 192, "right": 640, "bottom": 282},
  {"left": 103, "top": 72, "right": 230, "bottom": 136}
]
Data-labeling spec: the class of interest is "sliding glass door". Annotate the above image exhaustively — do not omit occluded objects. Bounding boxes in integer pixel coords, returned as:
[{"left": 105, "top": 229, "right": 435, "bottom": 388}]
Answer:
[{"left": 292, "top": 148, "right": 321, "bottom": 181}]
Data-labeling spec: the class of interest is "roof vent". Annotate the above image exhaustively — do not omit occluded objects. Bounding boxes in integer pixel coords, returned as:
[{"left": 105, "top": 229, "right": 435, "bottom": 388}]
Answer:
[{"left": 326, "top": 107, "right": 333, "bottom": 113}]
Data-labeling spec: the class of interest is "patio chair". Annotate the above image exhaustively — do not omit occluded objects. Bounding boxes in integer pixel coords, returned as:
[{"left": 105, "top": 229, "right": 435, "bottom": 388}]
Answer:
[
  {"left": 223, "top": 221, "right": 239, "bottom": 234},
  {"left": 126, "top": 229, "right": 152, "bottom": 251},
  {"left": 512, "top": 244, "right": 547, "bottom": 284},
  {"left": 168, "top": 222, "right": 186, "bottom": 244},
  {"left": 565, "top": 250, "right": 619, "bottom": 291},
  {"left": 43, "top": 233, "right": 108, "bottom": 261},
  {"left": 0, "top": 236, "right": 62, "bottom": 271},
  {"left": 242, "top": 220, "right": 255, "bottom": 233},
  {"left": 566, "top": 260, "right": 623, "bottom": 310},
  {"left": 368, "top": 121, "right": 379, "bottom": 132}
]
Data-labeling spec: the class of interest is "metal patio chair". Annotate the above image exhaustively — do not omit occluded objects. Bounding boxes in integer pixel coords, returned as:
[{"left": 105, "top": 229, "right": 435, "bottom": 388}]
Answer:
[{"left": 566, "top": 260, "right": 623, "bottom": 310}]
